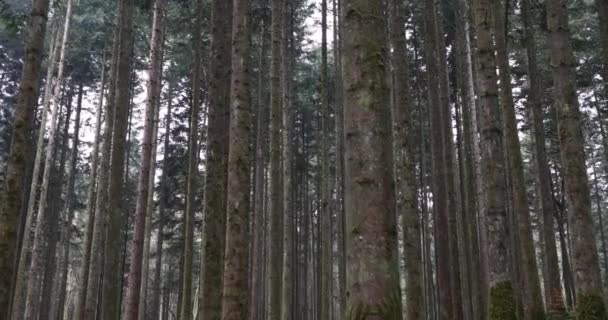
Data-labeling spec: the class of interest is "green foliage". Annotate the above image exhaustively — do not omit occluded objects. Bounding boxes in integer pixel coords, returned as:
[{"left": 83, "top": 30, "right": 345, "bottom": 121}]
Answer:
[
  {"left": 575, "top": 293, "right": 607, "bottom": 320},
  {"left": 489, "top": 281, "right": 517, "bottom": 320}
]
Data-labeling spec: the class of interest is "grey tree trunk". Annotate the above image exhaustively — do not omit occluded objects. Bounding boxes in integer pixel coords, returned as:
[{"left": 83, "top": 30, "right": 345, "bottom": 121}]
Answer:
[
  {"left": 341, "top": 0, "right": 402, "bottom": 317},
  {"left": 219, "top": 0, "right": 252, "bottom": 317}
]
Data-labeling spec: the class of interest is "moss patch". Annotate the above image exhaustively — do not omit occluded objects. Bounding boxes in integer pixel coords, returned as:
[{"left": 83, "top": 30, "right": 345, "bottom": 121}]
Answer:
[
  {"left": 576, "top": 293, "right": 607, "bottom": 320},
  {"left": 489, "top": 281, "right": 517, "bottom": 320}
]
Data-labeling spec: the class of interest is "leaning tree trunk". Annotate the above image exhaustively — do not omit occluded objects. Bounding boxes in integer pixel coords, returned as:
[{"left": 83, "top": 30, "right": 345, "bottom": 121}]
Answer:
[
  {"left": 491, "top": 1, "right": 545, "bottom": 319},
  {"left": 546, "top": 0, "right": 608, "bottom": 316},
  {"left": 22, "top": 0, "right": 75, "bottom": 317},
  {"left": 123, "top": 0, "right": 164, "bottom": 318},
  {"left": 220, "top": 0, "right": 252, "bottom": 317},
  {"left": 101, "top": 0, "right": 134, "bottom": 318},
  {"left": 10, "top": 21, "right": 61, "bottom": 320},
  {"left": 198, "top": 0, "right": 232, "bottom": 319},
  {"left": 472, "top": 0, "right": 517, "bottom": 317},
  {"left": 0, "top": 0, "right": 50, "bottom": 314},
  {"left": 521, "top": 0, "right": 566, "bottom": 315},
  {"left": 341, "top": 0, "right": 402, "bottom": 318},
  {"left": 389, "top": 0, "right": 424, "bottom": 319}
]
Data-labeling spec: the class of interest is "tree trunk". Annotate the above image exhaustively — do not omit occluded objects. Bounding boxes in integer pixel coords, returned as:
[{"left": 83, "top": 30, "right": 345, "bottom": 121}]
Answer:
[
  {"left": 341, "top": 0, "right": 402, "bottom": 317},
  {"left": 546, "top": 0, "right": 607, "bottom": 315},
  {"left": 389, "top": 0, "right": 424, "bottom": 319},
  {"left": 597, "top": 0, "right": 608, "bottom": 98},
  {"left": 491, "top": 1, "right": 545, "bottom": 319},
  {"left": 250, "top": 17, "right": 269, "bottom": 320},
  {"left": 0, "top": 0, "right": 50, "bottom": 313},
  {"left": 521, "top": 0, "right": 566, "bottom": 315},
  {"left": 423, "top": 0, "right": 454, "bottom": 317},
  {"left": 268, "top": 0, "right": 284, "bottom": 318},
  {"left": 123, "top": 0, "right": 164, "bottom": 318},
  {"left": 22, "top": 1, "right": 74, "bottom": 317},
  {"left": 101, "top": 0, "right": 134, "bottom": 317},
  {"left": 198, "top": 1, "right": 232, "bottom": 320},
  {"left": 472, "top": 0, "right": 517, "bottom": 316},
  {"left": 319, "top": 0, "right": 332, "bottom": 319},
  {"left": 53, "top": 83, "right": 83, "bottom": 320},
  {"left": 220, "top": 0, "right": 252, "bottom": 317}
]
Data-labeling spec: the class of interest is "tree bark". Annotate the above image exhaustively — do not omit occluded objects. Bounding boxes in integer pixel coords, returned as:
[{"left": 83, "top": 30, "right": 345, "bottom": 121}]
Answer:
[
  {"left": 472, "top": 0, "right": 517, "bottom": 316},
  {"left": 389, "top": 0, "right": 424, "bottom": 319},
  {"left": 268, "top": 0, "right": 284, "bottom": 319},
  {"left": 220, "top": 0, "right": 252, "bottom": 317},
  {"left": 0, "top": 0, "right": 50, "bottom": 313},
  {"left": 546, "top": 0, "right": 607, "bottom": 315},
  {"left": 341, "top": 0, "right": 402, "bottom": 318},
  {"left": 491, "top": 1, "right": 545, "bottom": 319},
  {"left": 521, "top": 0, "right": 566, "bottom": 315},
  {"left": 123, "top": 0, "right": 164, "bottom": 318},
  {"left": 198, "top": 0, "right": 232, "bottom": 319},
  {"left": 101, "top": 0, "right": 134, "bottom": 317}
]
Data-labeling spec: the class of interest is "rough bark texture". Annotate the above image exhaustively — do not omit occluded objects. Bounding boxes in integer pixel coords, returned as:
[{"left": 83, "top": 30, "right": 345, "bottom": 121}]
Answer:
[
  {"left": 491, "top": 2, "right": 544, "bottom": 319},
  {"left": 123, "top": 1, "right": 164, "bottom": 318},
  {"left": 268, "top": 0, "right": 284, "bottom": 319},
  {"left": 472, "top": 0, "right": 517, "bottom": 316},
  {"left": 198, "top": 0, "right": 232, "bottom": 319},
  {"left": 341, "top": 0, "right": 402, "bottom": 318},
  {"left": 389, "top": 0, "right": 424, "bottom": 319},
  {"left": 101, "top": 0, "right": 134, "bottom": 318},
  {"left": 220, "top": 0, "right": 252, "bottom": 317},
  {"left": 521, "top": 0, "right": 566, "bottom": 315},
  {"left": 0, "top": 0, "right": 49, "bottom": 314},
  {"left": 546, "top": 0, "right": 607, "bottom": 317}
]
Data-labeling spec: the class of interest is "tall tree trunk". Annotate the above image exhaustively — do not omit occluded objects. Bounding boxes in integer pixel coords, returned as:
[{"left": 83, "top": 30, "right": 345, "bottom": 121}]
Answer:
[
  {"left": 454, "top": 0, "right": 483, "bottom": 316},
  {"left": 546, "top": 0, "right": 608, "bottom": 316},
  {"left": 491, "top": 1, "right": 545, "bottom": 319},
  {"left": 198, "top": 0, "right": 232, "bottom": 319},
  {"left": 152, "top": 86, "right": 172, "bottom": 320},
  {"left": 22, "top": 1, "right": 74, "bottom": 317},
  {"left": 319, "top": 0, "right": 332, "bottom": 319},
  {"left": 74, "top": 56, "right": 106, "bottom": 320},
  {"left": 181, "top": 0, "right": 203, "bottom": 317},
  {"left": 423, "top": 0, "right": 454, "bottom": 317},
  {"left": 280, "top": 1, "right": 295, "bottom": 319},
  {"left": 10, "top": 22, "right": 62, "bottom": 320},
  {"left": 123, "top": 0, "right": 164, "bottom": 318},
  {"left": 389, "top": 0, "right": 424, "bottom": 319},
  {"left": 268, "top": 0, "right": 284, "bottom": 318},
  {"left": 521, "top": 0, "right": 566, "bottom": 315},
  {"left": 597, "top": 0, "right": 608, "bottom": 99},
  {"left": 220, "top": 0, "right": 252, "bottom": 317},
  {"left": 472, "top": 0, "right": 517, "bottom": 316},
  {"left": 0, "top": 0, "right": 50, "bottom": 313},
  {"left": 101, "top": 0, "right": 134, "bottom": 317},
  {"left": 250, "top": 17, "right": 269, "bottom": 320},
  {"left": 341, "top": 0, "right": 402, "bottom": 317},
  {"left": 53, "top": 83, "right": 84, "bottom": 320}
]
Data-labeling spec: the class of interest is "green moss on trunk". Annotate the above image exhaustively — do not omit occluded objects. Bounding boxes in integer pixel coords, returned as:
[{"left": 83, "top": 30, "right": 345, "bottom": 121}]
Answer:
[
  {"left": 489, "top": 281, "right": 517, "bottom": 320},
  {"left": 576, "top": 293, "right": 607, "bottom": 320}
]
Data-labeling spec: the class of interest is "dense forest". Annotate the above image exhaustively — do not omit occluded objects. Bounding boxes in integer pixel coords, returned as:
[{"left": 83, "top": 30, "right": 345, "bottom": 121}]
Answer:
[{"left": 1, "top": 0, "right": 608, "bottom": 319}]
